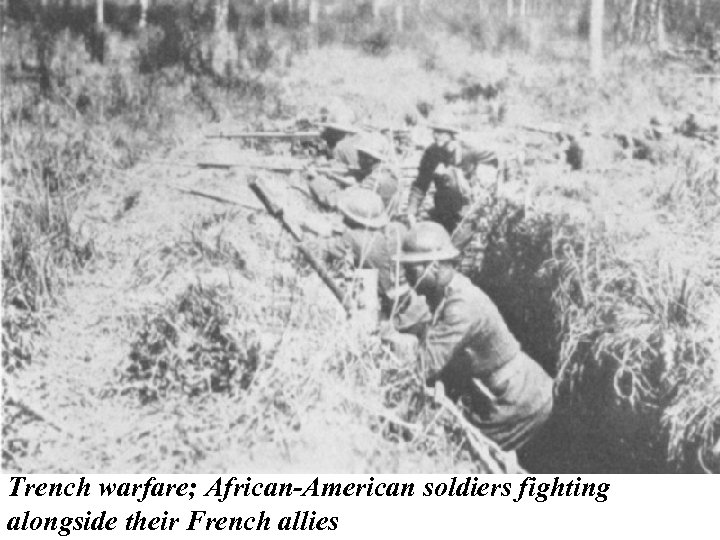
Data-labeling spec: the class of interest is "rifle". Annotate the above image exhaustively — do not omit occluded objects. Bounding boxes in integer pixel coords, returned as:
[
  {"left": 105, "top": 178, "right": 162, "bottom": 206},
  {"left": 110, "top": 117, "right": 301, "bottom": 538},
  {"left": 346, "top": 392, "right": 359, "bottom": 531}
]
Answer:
[
  {"left": 206, "top": 131, "right": 322, "bottom": 141},
  {"left": 249, "top": 176, "right": 350, "bottom": 314},
  {"left": 171, "top": 184, "right": 264, "bottom": 211}
]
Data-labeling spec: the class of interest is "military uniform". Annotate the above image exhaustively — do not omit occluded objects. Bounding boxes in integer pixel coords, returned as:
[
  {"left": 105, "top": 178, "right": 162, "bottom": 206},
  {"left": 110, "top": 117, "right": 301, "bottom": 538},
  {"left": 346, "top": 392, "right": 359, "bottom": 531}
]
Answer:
[
  {"left": 332, "top": 133, "right": 364, "bottom": 169},
  {"left": 317, "top": 221, "right": 430, "bottom": 329},
  {"left": 321, "top": 222, "right": 405, "bottom": 296},
  {"left": 309, "top": 131, "right": 399, "bottom": 213},
  {"left": 307, "top": 174, "right": 348, "bottom": 210},
  {"left": 419, "top": 272, "right": 553, "bottom": 451},
  {"left": 407, "top": 141, "right": 470, "bottom": 233},
  {"left": 357, "top": 165, "right": 400, "bottom": 216}
]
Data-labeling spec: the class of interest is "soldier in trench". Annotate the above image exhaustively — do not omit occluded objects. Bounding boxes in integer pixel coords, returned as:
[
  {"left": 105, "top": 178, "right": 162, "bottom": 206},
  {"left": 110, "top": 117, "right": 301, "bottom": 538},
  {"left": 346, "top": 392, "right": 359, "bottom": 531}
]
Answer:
[
  {"left": 307, "top": 133, "right": 400, "bottom": 215},
  {"left": 388, "top": 221, "right": 554, "bottom": 451},
  {"left": 406, "top": 115, "right": 498, "bottom": 252},
  {"left": 309, "top": 187, "right": 429, "bottom": 333}
]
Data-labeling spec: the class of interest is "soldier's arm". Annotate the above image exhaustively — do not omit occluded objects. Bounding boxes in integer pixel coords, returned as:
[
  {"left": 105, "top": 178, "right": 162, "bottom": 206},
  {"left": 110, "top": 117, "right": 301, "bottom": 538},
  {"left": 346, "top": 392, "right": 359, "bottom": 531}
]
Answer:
[
  {"left": 406, "top": 149, "right": 437, "bottom": 218},
  {"left": 305, "top": 232, "right": 352, "bottom": 265},
  {"left": 419, "top": 297, "right": 474, "bottom": 385}
]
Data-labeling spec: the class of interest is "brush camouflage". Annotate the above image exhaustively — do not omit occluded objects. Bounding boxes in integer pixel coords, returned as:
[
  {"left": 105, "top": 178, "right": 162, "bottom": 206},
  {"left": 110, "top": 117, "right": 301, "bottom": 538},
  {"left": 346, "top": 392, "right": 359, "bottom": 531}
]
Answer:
[
  {"left": 337, "top": 187, "right": 389, "bottom": 229},
  {"left": 395, "top": 222, "right": 460, "bottom": 263}
]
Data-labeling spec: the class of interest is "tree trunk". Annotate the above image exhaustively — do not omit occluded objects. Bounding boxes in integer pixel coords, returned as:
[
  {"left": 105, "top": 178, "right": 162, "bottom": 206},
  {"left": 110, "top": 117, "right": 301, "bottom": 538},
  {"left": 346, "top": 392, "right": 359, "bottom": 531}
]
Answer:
[
  {"left": 308, "top": 0, "right": 318, "bottom": 47},
  {"left": 395, "top": 2, "right": 404, "bottom": 32},
  {"left": 520, "top": 0, "right": 526, "bottom": 17},
  {"left": 139, "top": 0, "right": 148, "bottom": 29},
  {"left": 507, "top": 0, "right": 514, "bottom": 18},
  {"left": 590, "top": 0, "right": 604, "bottom": 78},
  {"left": 371, "top": 0, "right": 380, "bottom": 21},
  {"left": 214, "top": 0, "right": 229, "bottom": 33},
  {"left": 628, "top": 0, "right": 638, "bottom": 41},
  {"left": 264, "top": 0, "right": 272, "bottom": 29},
  {"left": 656, "top": 0, "right": 668, "bottom": 51},
  {"left": 309, "top": 0, "right": 318, "bottom": 24},
  {"left": 212, "top": 0, "right": 231, "bottom": 76},
  {"left": 96, "top": 0, "right": 103, "bottom": 28}
]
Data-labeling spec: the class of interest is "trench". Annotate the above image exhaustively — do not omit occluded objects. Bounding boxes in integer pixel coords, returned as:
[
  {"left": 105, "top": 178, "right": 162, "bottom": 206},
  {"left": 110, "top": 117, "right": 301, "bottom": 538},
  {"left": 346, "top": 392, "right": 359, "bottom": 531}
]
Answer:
[{"left": 462, "top": 202, "right": 668, "bottom": 473}]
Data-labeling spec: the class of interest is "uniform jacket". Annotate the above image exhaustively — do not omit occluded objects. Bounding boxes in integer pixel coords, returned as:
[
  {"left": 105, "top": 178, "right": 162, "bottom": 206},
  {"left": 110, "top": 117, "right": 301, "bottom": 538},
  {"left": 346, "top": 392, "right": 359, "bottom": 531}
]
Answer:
[
  {"left": 357, "top": 165, "right": 400, "bottom": 215},
  {"left": 321, "top": 222, "right": 407, "bottom": 295},
  {"left": 407, "top": 141, "right": 468, "bottom": 221},
  {"left": 332, "top": 133, "right": 364, "bottom": 169},
  {"left": 420, "top": 273, "right": 553, "bottom": 450},
  {"left": 319, "top": 222, "right": 431, "bottom": 329}
]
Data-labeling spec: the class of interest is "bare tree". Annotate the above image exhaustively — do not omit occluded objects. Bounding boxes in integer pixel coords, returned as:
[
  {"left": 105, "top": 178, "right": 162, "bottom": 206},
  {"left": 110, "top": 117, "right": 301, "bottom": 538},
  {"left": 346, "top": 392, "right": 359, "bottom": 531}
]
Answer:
[
  {"left": 395, "top": 1, "right": 404, "bottom": 32},
  {"left": 139, "top": 0, "right": 149, "bottom": 29},
  {"left": 656, "top": 0, "right": 668, "bottom": 50},
  {"left": 264, "top": 0, "right": 272, "bottom": 29},
  {"left": 96, "top": 0, "right": 103, "bottom": 29},
  {"left": 628, "top": 0, "right": 639, "bottom": 40},
  {"left": 309, "top": 0, "right": 318, "bottom": 25},
  {"left": 309, "top": 0, "right": 319, "bottom": 47},
  {"left": 212, "top": 0, "right": 232, "bottom": 76},
  {"left": 371, "top": 0, "right": 380, "bottom": 21},
  {"left": 590, "top": 0, "right": 604, "bottom": 78}
]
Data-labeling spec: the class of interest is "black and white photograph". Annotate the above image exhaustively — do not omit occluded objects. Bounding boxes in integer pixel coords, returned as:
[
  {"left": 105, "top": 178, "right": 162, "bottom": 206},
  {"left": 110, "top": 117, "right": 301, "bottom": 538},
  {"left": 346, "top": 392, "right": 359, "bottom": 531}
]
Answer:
[{"left": 2, "top": 0, "right": 719, "bottom": 476}]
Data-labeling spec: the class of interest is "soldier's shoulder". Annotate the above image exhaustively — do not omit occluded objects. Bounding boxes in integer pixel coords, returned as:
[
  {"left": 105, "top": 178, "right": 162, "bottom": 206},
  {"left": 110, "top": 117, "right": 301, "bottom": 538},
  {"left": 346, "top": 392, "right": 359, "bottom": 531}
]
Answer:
[{"left": 385, "top": 221, "right": 408, "bottom": 236}]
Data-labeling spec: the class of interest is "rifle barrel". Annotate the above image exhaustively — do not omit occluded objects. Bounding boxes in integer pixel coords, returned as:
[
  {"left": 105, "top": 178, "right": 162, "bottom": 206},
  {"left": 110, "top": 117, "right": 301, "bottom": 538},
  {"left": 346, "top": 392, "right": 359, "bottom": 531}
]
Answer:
[
  {"left": 207, "top": 131, "right": 321, "bottom": 140},
  {"left": 249, "top": 177, "right": 350, "bottom": 313}
]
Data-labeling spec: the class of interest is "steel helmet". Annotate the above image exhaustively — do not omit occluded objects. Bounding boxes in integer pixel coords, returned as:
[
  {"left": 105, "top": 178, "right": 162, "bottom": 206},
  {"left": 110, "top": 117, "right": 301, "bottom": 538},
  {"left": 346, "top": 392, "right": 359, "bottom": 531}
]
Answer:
[
  {"left": 395, "top": 222, "right": 460, "bottom": 263},
  {"left": 428, "top": 113, "right": 461, "bottom": 135},
  {"left": 355, "top": 133, "right": 388, "bottom": 162},
  {"left": 319, "top": 99, "right": 358, "bottom": 134},
  {"left": 337, "top": 187, "right": 389, "bottom": 229},
  {"left": 319, "top": 122, "right": 360, "bottom": 135}
]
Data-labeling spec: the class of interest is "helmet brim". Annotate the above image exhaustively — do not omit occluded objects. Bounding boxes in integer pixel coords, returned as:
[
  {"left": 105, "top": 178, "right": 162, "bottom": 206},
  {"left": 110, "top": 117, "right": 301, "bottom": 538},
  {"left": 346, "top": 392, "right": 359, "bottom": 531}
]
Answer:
[
  {"left": 356, "top": 146, "right": 386, "bottom": 161},
  {"left": 385, "top": 283, "right": 410, "bottom": 299},
  {"left": 428, "top": 123, "right": 461, "bottom": 134},
  {"left": 393, "top": 246, "right": 460, "bottom": 263},
  {"left": 319, "top": 122, "right": 360, "bottom": 134},
  {"left": 337, "top": 200, "right": 389, "bottom": 229}
]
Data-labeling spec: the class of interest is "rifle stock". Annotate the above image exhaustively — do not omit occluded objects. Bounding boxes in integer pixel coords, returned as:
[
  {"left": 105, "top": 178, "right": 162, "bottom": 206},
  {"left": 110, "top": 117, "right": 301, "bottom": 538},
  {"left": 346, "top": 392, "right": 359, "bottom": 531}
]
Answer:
[{"left": 249, "top": 176, "right": 350, "bottom": 314}]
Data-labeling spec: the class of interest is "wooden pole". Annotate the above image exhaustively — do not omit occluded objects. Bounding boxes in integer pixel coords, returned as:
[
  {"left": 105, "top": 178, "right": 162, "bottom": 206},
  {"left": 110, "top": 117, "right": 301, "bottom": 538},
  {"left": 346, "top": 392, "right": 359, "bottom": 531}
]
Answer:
[
  {"left": 590, "top": 0, "right": 604, "bottom": 78},
  {"left": 139, "top": 0, "right": 148, "bottom": 29},
  {"left": 308, "top": 0, "right": 318, "bottom": 47},
  {"left": 395, "top": 1, "right": 404, "bottom": 33},
  {"left": 264, "top": 0, "right": 272, "bottom": 28},
  {"left": 657, "top": 0, "right": 667, "bottom": 51},
  {"left": 96, "top": 0, "right": 104, "bottom": 28}
]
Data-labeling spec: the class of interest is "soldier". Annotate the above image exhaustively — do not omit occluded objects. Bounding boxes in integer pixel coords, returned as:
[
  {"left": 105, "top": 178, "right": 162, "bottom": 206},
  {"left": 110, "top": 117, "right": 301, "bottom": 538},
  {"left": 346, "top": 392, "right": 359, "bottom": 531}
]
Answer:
[
  {"left": 318, "top": 122, "right": 363, "bottom": 167},
  {"left": 406, "top": 116, "right": 469, "bottom": 233},
  {"left": 312, "top": 187, "right": 428, "bottom": 328},
  {"left": 354, "top": 134, "right": 401, "bottom": 215},
  {"left": 307, "top": 133, "right": 400, "bottom": 215},
  {"left": 316, "top": 100, "right": 364, "bottom": 166},
  {"left": 393, "top": 222, "right": 553, "bottom": 451}
]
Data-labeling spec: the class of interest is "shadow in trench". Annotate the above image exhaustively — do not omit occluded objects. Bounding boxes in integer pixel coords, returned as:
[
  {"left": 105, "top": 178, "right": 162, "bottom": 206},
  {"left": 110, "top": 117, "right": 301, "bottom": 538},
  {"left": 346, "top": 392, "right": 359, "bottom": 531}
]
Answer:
[{"left": 464, "top": 210, "right": 668, "bottom": 473}]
